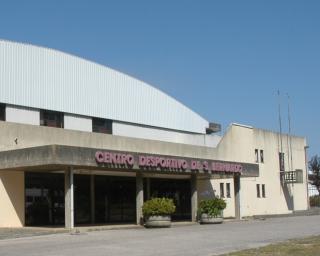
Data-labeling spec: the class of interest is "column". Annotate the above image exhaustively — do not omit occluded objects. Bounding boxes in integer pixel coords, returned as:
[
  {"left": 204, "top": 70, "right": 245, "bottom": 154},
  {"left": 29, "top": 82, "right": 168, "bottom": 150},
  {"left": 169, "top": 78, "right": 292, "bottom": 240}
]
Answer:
[
  {"left": 146, "top": 178, "right": 151, "bottom": 200},
  {"left": 64, "top": 167, "right": 74, "bottom": 229},
  {"left": 191, "top": 174, "right": 198, "bottom": 222},
  {"left": 234, "top": 174, "right": 241, "bottom": 220},
  {"left": 136, "top": 172, "right": 144, "bottom": 225},
  {"left": 90, "top": 174, "right": 95, "bottom": 224}
]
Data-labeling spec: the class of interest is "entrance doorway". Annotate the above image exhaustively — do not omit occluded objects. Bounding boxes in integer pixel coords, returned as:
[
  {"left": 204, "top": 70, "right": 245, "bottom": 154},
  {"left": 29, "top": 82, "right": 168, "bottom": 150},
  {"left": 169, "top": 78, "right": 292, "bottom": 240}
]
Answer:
[
  {"left": 95, "top": 175, "right": 136, "bottom": 224},
  {"left": 25, "top": 172, "right": 136, "bottom": 226},
  {"left": 146, "top": 178, "right": 191, "bottom": 221},
  {"left": 25, "top": 172, "right": 64, "bottom": 226}
]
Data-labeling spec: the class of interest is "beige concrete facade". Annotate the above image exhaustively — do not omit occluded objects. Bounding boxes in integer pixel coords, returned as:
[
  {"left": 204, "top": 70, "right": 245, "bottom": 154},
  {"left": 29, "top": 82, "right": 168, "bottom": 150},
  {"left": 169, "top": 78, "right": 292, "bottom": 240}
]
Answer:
[
  {"left": 0, "top": 121, "right": 308, "bottom": 227},
  {"left": 0, "top": 171, "right": 24, "bottom": 227},
  {"left": 196, "top": 124, "right": 308, "bottom": 218}
]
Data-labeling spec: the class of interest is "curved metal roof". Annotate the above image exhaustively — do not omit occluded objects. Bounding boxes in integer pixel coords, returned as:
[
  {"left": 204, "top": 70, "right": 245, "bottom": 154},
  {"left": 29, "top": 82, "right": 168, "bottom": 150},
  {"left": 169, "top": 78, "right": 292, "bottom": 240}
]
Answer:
[{"left": 0, "top": 40, "right": 209, "bottom": 133}]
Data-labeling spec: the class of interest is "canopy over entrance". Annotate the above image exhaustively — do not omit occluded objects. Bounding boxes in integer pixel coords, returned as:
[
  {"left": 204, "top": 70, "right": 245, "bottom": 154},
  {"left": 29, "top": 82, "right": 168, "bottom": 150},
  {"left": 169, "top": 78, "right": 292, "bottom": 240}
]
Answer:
[{"left": 0, "top": 145, "right": 259, "bottom": 177}]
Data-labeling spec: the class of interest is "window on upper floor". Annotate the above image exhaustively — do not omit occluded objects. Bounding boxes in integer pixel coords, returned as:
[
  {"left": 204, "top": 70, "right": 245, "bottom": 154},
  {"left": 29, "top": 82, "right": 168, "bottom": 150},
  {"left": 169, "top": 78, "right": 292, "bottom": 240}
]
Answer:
[
  {"left": 260, "top": 150, "right": 264, "bottom": 163},
  {"left": 40, "top": 110, "right": 64, "bottom": 128},
  {"left": 220, "top": 183, "right": 225, "bottom": 198},
  {"left": 255, "top": 149, "right": 259, "bottom": 163},
  {"left": 279, "top": 152, "right": 285, "bottom": 172},
  {"left": 255, "top": 149, "right": 265, "bottom": 163},
  {"left": 256, "top": 184, "right": 261, "bottom": 198},
  {"left": 92, "top": 118, "right": 112, "bottom": 134},
  {"left": 0, "top": 103, "right": 5, "bottom": 121},
  {"left": 226, "top": 183, "right": 231, "bottom": 198}
]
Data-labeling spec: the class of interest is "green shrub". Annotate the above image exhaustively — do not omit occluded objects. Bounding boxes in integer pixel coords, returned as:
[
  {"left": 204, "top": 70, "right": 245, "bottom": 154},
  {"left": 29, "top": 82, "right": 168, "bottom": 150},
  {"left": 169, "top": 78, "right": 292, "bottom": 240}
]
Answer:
[
  {"left": 142, "top": 197, "right": 176, "bottom": 217},
  {"left": 199, "top": 198, "right": 227, "bottom": 217}
]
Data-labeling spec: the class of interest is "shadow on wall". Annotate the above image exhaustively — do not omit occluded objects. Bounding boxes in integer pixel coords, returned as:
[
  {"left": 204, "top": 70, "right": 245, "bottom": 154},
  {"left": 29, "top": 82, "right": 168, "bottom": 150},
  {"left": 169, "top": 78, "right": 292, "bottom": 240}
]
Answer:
[
  {"left": 0, "top": 171, "right": 25, "bottom": 227},
  {"left": 282, "top": 183, "right": 294, "bottom": 211},
  {"left": 198, "top": 178, "right": 216, "bottom": 200}
]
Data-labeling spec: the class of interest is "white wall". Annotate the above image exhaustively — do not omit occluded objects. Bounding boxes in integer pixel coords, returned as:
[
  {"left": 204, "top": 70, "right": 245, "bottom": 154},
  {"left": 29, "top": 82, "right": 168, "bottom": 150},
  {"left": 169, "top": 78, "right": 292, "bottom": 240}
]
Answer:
[
  {"left": 214, "top": 124, "right": 308, "bottom": 218},
  {"left": 113, "top": 121, "right": 221, "bottom": 147},
  {"left": 64, "top": 114, "right": 92, "bottom": 132},
  {"left": 5, "top": 105, "right": 40, "bottom": 125},
  {"left": 198, "top": 177, "right": 235, "bottom": 218},
  {"left": 0, "top": 40, "right": 209, "bottom": 134}
]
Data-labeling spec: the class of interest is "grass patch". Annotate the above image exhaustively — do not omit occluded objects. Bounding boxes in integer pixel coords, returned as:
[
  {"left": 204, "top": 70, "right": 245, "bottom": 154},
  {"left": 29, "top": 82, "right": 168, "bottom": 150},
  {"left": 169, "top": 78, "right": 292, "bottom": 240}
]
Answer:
[{"left": 220, "top": 235, "right": 320, "bottom": 256}]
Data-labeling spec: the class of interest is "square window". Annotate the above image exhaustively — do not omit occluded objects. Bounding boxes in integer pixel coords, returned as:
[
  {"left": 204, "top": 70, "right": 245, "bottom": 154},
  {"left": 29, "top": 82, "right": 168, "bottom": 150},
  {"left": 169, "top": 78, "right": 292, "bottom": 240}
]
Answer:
[
  {"left": 40, "top": 110, "right": 64, "bottom": 128},
  {"left": 92, "top": 118, "right": 112, "bottom": 134}
]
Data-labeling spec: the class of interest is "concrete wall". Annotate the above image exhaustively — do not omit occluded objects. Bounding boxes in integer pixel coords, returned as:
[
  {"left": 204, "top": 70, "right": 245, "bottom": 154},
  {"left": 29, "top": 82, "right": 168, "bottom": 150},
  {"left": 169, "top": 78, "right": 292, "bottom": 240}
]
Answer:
[
  {"left": 0, "top": 171, "right": 24, "bottom": 227},
  {"left": 0, "top": 121, "right": 217, "bottom": 159},
  {"left": 5, "top": 105, "right": 40, "bottom": 125},
  {"left": 197, "top": 177, "right": 235, "bottom": 218},
  {"left": 113, "top": 121, "right": 221, "bottom": 147},
  {"left": 0, "top": 121, "right": 309, "bottom": 223},
  {"left": 212, "top": 124, "right": 308, "bottom": 218},
  {"left": 64, "top": 114, "right": 92, "bottom": 132}
]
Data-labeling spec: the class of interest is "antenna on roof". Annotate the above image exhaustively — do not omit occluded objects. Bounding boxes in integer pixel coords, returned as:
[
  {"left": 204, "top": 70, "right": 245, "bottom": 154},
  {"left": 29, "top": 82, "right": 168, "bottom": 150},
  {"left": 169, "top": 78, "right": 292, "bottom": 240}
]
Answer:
[
  {"left": 278, "top": 90, "right": 283, "bottom": 154},
  {"left": 287, "top": 93, "right": 293, "bottom": 171},
  {"left": 278, "top": 90, "right": 285, "bottom": 181}
]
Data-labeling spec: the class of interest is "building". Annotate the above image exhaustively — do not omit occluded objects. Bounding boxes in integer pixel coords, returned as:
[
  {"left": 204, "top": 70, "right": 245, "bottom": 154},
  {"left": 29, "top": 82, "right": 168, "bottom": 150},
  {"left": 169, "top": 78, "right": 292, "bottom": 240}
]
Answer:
[{"left": 0, "top": 40, "right": 309, "bottom": 228}]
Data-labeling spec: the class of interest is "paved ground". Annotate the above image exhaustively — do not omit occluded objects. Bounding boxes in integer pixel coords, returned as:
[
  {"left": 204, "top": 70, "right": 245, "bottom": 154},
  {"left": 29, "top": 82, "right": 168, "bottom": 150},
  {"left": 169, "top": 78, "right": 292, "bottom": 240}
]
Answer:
[
  {"left": 0, "top": 227, "right": 67, "bottom": 240},
  {"left": 0, "top": 215, "right": 320, "bottom": 256}
]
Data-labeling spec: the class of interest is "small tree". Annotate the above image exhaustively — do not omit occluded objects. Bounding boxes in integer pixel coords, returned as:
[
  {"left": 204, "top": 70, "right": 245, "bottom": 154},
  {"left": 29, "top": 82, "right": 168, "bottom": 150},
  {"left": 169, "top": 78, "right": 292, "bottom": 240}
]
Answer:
[{"left": 309, "top": 155, "right": 320, "bottom": 194}]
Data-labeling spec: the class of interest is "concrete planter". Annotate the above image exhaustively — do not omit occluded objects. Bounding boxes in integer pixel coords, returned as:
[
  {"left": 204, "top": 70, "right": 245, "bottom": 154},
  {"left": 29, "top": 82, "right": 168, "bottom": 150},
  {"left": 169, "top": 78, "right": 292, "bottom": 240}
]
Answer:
[
  {"left": 145, "top": 215, "right": 171, "bottom": 228},
  {"left": 199, "top": 213, "right": 223, "bottom": 224}
]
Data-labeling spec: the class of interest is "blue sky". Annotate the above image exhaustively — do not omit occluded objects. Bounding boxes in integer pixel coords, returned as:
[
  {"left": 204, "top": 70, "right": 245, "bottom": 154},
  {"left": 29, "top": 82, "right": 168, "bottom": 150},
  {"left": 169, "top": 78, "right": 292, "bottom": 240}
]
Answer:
[{"left": 0, "top": 1, "right": 319, "bottom": 157}]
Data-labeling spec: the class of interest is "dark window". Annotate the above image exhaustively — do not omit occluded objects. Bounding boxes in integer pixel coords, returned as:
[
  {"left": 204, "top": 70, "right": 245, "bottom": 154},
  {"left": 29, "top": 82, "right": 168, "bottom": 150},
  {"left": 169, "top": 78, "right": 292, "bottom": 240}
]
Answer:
[
  {"left": 257, "top": 184, "right": 261, "bottom": 198},
  {"left": 260, "top": 150, "right": 264, "bottom": 163},
  {"left": 262, "top": 184, "right": 266, "bottom": 198},
  {"left": 40, "top": 110, "right": 63, "bottom": 128},
  {"left": 146, "top": 178, "right": 191, "bottom": 221},
  {"left": 255, "top": 149, "right": 259, "bottom": 163},
  {"left": 220, "top": 183, "right": 225, "bottom": 198},
  {"left": 279, "top": 152, "right": 285, "bottom": 172},
  {"left": 25, "top": 172, "right": 64, "bottom": 226},
  {"left": 92, "top": 118, "right": 112, "bottom": 134},
  {"left": 0, "top": 103, "right": 5, "bottom": 121},
  {"left": 226, "top": 183, "right": 231, "bottom": 198}
]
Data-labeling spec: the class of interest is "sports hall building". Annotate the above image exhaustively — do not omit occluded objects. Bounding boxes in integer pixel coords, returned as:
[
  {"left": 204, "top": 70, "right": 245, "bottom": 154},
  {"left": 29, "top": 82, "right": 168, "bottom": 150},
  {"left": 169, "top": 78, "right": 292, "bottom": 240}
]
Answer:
[{"left": 0, "top": 40, "right": 309, "bottom": 228}]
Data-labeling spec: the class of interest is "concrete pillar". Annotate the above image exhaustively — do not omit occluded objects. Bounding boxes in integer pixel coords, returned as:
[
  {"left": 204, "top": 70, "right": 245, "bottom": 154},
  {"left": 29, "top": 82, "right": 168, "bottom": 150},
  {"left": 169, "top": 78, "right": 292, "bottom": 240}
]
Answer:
[
  {"left": 64, "top": 167, "right": 74, "bottom": 229},
  {"left": 90, "top": 174, "right": 95, "bottom": 224},
  {"left": 136, "top": 172, "right": 144, "bottom": 225},
  {"left": 234, "top": 174, "right": 241, "bottom": 220},
  {"left": 191, "top": 174, "right": 198, "bottom": 222},
  {"left": 146, "top": 178, "right": 151, "bottom": 200}
]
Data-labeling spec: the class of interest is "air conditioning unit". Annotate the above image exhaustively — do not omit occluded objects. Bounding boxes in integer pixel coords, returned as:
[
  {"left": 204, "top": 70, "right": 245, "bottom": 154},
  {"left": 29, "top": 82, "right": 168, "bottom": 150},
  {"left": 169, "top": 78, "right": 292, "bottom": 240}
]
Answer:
[{"left": 206, "top": 122, "right": 221, "bottom": 134}]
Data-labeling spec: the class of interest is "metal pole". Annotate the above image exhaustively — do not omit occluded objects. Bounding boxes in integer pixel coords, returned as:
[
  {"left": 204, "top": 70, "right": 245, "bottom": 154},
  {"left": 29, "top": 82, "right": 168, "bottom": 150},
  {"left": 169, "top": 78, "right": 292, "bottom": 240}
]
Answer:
[
  {"left": 70, "top": 168, "right": 74, "bottom": 229},
  {"left": 305, "top": 146, "right": 310, "bottom": 209},
  {"left": 287, "top": 93, "right": 294, "bottom": 171},
  {"left": 278, "top": 90, "right": 283, "bottom": 154}
]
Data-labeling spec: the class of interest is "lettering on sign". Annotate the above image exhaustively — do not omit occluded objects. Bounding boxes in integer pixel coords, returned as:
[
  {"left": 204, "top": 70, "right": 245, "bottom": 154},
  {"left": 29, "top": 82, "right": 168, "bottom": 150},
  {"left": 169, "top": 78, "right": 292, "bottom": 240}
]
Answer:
[{"left": 95, "top": 151, "right": 243, "bottom": 174}]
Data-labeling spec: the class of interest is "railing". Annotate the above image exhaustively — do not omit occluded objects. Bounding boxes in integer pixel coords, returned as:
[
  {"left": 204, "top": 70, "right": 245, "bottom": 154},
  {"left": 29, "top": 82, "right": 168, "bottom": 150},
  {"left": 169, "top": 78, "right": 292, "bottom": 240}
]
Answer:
[{"left": 280, "top": 169, "right": 303, "bottom": 184}]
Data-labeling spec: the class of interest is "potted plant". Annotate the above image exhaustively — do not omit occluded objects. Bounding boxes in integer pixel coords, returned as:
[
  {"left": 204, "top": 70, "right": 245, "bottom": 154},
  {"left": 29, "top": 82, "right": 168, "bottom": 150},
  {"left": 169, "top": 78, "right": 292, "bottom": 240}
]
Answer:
[
  {"left": 198, "top": 197, "right": 226, "bottom": 224},
  {"left": 142, "top": 197, "right": 176, "bottom": 228}
]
